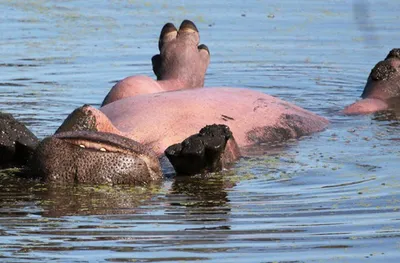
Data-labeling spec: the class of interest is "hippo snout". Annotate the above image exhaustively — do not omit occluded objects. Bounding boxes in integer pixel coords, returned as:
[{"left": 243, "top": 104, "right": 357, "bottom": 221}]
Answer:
[{"left": 31, "top": 131, "right": 162, "bottom": 185}]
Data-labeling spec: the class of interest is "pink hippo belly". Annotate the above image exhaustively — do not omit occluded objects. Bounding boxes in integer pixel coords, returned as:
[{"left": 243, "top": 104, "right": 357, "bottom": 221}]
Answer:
[{"left": 100, "top": 87, "right": 329, "bottom": 155}]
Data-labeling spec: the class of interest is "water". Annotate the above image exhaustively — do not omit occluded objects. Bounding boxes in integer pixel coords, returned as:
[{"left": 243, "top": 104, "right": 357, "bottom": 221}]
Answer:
[{"left": 1, "top": 0, "right": 400, "bottom": 262}]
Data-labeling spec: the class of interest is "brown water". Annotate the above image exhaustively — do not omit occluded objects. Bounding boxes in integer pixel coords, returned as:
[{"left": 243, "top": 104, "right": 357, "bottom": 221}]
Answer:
[{"left": 1, "top": 0, "right": 400, "bottom": 262}]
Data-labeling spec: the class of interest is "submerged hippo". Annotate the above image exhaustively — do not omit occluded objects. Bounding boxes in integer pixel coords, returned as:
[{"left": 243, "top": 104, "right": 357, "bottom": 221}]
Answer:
[
  {"left": 344, "top": 48, "right": 400, "bottom": 114},
  {"left": 0, "top": 112, "right": 39, "bottom": 168},
  {"left": 32, "top": 20, "right": 329, "bottom": 185}
]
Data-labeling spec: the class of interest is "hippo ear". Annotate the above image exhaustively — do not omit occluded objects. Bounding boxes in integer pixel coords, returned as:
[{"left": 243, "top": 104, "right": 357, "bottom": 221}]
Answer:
[{"left": 151, "top": 54, "right": 162, "bottom": 80}]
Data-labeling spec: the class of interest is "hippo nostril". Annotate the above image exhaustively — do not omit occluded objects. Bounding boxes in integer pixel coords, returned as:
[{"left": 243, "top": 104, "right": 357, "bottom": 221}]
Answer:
[{"left": 32, "top": 131, "right": 163, "bottom": 184}]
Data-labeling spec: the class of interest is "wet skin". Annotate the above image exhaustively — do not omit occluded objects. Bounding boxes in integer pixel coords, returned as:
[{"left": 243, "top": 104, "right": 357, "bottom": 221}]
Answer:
[
  {"left": 32, "top": 131, "right": 162, "bottom": 185},
  {"left": 33, "top": 20, "right": 329, "bottom": 184},
  {"left": 0, "top": 112, "right": 39, "bottom": 168},
  {"left": 343, "top": 48, "right": 400, "bottom": 115}
]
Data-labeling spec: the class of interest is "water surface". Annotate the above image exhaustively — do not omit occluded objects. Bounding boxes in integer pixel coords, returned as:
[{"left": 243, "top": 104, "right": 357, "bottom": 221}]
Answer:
[{"left": 1, "top": 0, "right": 400, "bottom": 262}]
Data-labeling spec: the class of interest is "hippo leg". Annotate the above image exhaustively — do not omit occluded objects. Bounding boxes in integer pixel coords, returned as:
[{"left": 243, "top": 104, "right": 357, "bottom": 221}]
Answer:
[
  {"left": 102, "top": 20, "right": 210, "bottom": 106},
  {"left": 343, "top": 48, "right": 400, "bottom": 115},
  {"left": 165, "top": 124, "right": 241, "bottom": 175},
  {"left": 152, "top": 20, "right": 210, "bottom": 88},
  {"left": 343, "top": 98, "right": 389, "bottom": 115}
]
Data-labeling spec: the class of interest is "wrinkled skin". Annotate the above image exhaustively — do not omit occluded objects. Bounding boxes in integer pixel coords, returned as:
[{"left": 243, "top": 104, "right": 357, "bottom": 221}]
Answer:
[
  {"left": 34, "top": 20, "right": 329, "bottom": 184},
  {"left": 343, "top": 48, "right": 400, "bottom": 115},
  {"left": 32, "top": 131, "right": 162, "bottom": 184},
  {"left": 0, "top": 112, "right": 39, "bottom": 168}
]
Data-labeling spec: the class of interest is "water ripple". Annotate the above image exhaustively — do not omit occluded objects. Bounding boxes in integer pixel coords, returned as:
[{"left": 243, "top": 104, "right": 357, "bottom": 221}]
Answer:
[{"left": 1, "top": 0, "right": 400, "bottom": 262}]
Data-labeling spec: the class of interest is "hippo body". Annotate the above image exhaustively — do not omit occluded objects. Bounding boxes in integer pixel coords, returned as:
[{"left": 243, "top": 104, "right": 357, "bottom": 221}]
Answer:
[
  {"left": 344, "top": 49, "right": 400, "bottom": 115},
  {"left": 99, "top": 87, "right": 328, "bottom": 155},
  {"left": 32, "top": 20, "right": 329, "bottom": 184}
]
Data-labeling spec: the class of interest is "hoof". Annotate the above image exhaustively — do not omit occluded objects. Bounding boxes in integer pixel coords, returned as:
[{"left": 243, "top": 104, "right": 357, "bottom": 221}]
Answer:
[
  {"left": 179, "top": 20, "right": 198, "bottom": 33},
  {"left": 165, "top": 124, "right": 241, "bottom": 175},
  {"left": 198, "top": 44, "right": 210, "bottom": 55},
  {"left": 158, "top": 22, "right": 178, "bottom": 51}
]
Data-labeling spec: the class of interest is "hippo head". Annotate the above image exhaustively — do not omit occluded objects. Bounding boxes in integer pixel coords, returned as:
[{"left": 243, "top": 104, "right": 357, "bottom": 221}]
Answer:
[
  {"left": 362, "top": 48, "right": 400, "bottom": 101},
  {"left": 31, "top": 131, "right": 162, "bottom": 185}
]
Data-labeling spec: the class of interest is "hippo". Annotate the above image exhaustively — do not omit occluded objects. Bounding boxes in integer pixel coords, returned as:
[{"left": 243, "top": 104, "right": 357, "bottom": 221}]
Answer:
[
  {"left": 31, "top": 20, "right": 329, "bottom": 185},
  {"left": 343, "top": 48, "right": 400, "bottom": 115},
  {"left": 0, "top": 112, "right": 39, "bottom": 169}
]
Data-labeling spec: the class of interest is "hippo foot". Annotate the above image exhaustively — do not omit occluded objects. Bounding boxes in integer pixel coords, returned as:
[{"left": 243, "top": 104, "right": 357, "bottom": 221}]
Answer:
[
  {"left": 0, "top": 112, "right": 39, "bottom": 168},
  {"left": 152, "top": 20, "right": 210, "bottom": 88},
  {"left": 345, "top": 48, "right": 400, "bottom": 115},
  {"left": 101, "top": 20, "right": 211, "bottom": 106},
  {"left": 165, "top": 124, "right": 241, "bottom": 175}
]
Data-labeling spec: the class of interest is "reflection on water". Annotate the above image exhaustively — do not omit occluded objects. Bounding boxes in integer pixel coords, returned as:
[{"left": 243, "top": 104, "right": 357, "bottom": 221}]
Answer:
[
  {"left": 1, "top": 0, "right": 400, "bottom": 262},
  {"left": 352, "top": 0, "right": 379, "bottom": 46},
  {"left": 370, "top": 97, "right": 400, "bottom": 123}
]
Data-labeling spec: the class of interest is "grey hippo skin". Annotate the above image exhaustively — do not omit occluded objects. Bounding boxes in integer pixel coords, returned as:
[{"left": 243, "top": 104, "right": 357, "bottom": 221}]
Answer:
[
  {"left": 0, "top": 112, "right": 39, "bottom": 169},
  {"left": 28, "top": 20, "right": 328, "bottom": 185},
  {"left": 31, "top": 131, "right": 163, "bottom": 185},
  {"left": 343, "top": 48, "right": 400, "bottom": 114}
]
